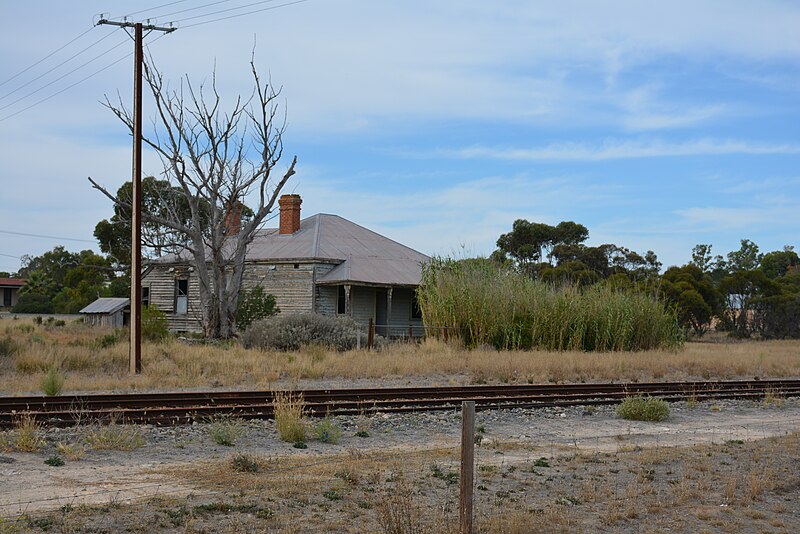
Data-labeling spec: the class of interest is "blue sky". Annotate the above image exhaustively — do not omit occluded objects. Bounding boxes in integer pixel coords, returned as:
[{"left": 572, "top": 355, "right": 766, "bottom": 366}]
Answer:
[{"left": 1, "top": 1, "right": 798, "bottom": 273}]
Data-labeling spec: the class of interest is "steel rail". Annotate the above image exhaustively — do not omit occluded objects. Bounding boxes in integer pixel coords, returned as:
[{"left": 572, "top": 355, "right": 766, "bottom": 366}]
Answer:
[{"left": 1, "top": 379, "right": 797, "bottom": 428}]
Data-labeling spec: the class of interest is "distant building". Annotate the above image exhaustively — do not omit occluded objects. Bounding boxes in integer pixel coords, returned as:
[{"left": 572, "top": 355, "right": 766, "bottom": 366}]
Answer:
[
  {"left": 79, "top": 297, "right": 130, "bottom": 328},
  {"left": 143, "top": 194, "right": 430, "bottom": 334},
  {"left": 0, "top": 278, "right": 25, "bottom": 310}
]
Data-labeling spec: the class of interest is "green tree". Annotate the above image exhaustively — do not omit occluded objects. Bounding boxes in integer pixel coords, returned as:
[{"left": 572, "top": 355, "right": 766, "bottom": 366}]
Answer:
[
  {"left": 726, "top": 239, "right": 761, "bottom": 273},
  {"left": 661, "top": 265, "right": 721, "bottom": 337},
  {"left": 760, "top": 247, "right": 799, "bottom": 279},
  {"left": 495, "top": 220, "right": 589, "bottom": 273}
]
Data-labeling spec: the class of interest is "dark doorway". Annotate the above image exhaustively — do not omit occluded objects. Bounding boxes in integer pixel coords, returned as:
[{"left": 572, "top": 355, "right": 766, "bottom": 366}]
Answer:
[{"left": 375, "top": 289, "right": 387, "bottom": 336}]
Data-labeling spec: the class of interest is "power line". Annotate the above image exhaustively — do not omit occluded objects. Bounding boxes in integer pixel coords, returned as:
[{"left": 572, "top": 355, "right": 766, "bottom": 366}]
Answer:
[
  {"left": 0, "top": 29, "right": 122, "bottom": 103},
  {"left": 116, "top": 0, "right": 191, "bottom": 20},
  {"left": 136, "top": 0, "right": 234, "bottom": 22},
  {"left": 0, "top": 26, "right": 95, "bottom": 89},
  {"left": 0, "top": 253, "right": 21, "bottom": 260},
  {"left": 179, "top": 0, "right": 307, "bottom": 26},
  {"left": 0, "top": 52, "right": 131, "bottom": 122},
  {"left": 0, "top": 36, "right": 131, "bottom": 113},
  {"left": 0, "top": 230, "right": 96, "bottom": 244}
]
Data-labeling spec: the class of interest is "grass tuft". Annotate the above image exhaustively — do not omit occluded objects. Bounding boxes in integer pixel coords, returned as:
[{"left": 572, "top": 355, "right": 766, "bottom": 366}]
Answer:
[
  {"left": 14, "top": 414, "right": 44, "bottom": 452},
  {"left": 86, "top": 423, "right": 146, "bottom": 451},
  {"left": 616, "top": 396, "right": 670, "bottom": 422},
  {"left": 231, "top": 453, "right": 259, "bottom": 473},
  {"left": 273, "top": 391, "right": 306, "bottom": 443}
]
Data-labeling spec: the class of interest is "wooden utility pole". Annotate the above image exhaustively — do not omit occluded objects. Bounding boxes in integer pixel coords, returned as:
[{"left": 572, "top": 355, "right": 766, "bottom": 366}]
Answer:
[
  {"left": 96, "top": 18, "right": 175, "bottom": 374},
  {"left": 460, "top": 401, "right": 476, "bottom": 534}
]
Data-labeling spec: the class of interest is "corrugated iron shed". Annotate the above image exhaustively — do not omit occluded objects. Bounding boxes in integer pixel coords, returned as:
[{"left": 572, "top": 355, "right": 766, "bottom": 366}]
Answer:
[{"left": 79, "top": 298, "right": 130, "bottom": 314}]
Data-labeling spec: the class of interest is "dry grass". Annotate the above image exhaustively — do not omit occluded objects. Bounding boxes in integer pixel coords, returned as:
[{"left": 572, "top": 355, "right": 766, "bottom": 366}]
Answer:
[
  {"left": 85, "top": 422, "right": 146, "bottom": 451},
  {"left": 273, "top": 391, "right": 307, "bottom": 443},
  {"left": 2, "top": 316, "right": 800, "bottom": 394},
  {"left": 14, "top": 414, "right": 45, "bottom": 452}
]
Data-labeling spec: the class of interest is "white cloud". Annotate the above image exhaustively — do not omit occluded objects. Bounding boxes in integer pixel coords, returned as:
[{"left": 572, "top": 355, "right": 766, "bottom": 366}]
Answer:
[{"left": 439, "top": 139, "right": 800, "bottom": 162}]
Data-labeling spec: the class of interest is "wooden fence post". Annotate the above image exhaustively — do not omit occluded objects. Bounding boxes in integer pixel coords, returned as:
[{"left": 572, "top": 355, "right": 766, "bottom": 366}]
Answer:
[
  {"left": 367, "top": 318, "right": 374, "bottom": 350},
  {"left": 460, "top": 400, "right": 475, "bottom": 534}
]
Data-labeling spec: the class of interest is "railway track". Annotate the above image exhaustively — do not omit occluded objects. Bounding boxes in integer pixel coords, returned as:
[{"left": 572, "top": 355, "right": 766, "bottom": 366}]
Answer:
[{"left": 1, "top": 379, "right": 798, "bottom": 428}]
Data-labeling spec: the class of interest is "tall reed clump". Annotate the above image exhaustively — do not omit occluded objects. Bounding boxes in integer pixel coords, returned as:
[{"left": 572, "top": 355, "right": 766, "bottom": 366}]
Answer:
[{"left": 417, "top": 257, "right": 682, "bottom": 352}]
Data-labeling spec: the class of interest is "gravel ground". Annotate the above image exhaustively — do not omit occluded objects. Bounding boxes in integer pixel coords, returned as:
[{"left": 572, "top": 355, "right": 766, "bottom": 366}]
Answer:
[{"left": 1, "top": 397, "right": 799, "bottom": 532}]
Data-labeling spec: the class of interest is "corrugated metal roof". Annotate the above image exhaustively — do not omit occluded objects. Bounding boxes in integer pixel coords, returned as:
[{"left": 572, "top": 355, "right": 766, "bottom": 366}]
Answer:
[
  {"left": 154, "top": 213, "right": 430, "bottom": 286},
  {"left": 79, "top": 298, "right": 129, "bottom": 314},
  {"left": 0, "top": 278, "right": 25, "bottom": 287}
]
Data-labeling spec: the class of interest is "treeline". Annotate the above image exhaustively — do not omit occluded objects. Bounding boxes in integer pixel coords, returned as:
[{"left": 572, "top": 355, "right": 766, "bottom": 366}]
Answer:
[
  {"left": 489, "top": 220, "right": 799, "bottom": 340},
  {"left": 3, "top": 246, "right": 127, "bottom": 314}
]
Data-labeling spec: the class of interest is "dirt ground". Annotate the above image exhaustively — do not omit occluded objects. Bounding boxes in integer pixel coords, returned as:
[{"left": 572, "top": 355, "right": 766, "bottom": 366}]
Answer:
[{"left": 2, "top": 396, "right": 799, "bottom": 533}]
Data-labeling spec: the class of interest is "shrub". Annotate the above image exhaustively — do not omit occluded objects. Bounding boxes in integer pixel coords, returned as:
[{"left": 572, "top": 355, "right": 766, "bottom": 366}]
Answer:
[
  {"left": 208, "top": 418, "right": 244, "bottom": 446},
  {"left": 41, "top": 367, "right": 65, "bottom": 396},
  {"left": 95, "top": 328, "right": 126, "bottom": 348},
  {"left": 231, "top": 453, "right": 259, "bottom": 473},
  {"left": 236, "top": 286, "right": 279, "bottom": 332},
  {"left": 313, "top": 417, "right": 342, "bottom": 444},
  {"left": 44, "top": 455, "right": 65, "bottom": 467},
  {"left": 0, "top": 335, "right": 19, "bottom": 357},
  {"left": 616, "top": 396, "right": 670, "bottom": 422},
  {"left": 273, "top": 391, "right": 306, "bottom": 443},
  {"left": 142, "top": 305, "right": 169, "bottom": 342},
  {"left": 241, "top": 313, "right": 359, "bottom": 351},
  {"left": 417, "top": 257, "right": 683, "bottom": 351},
  {"left": 12, "top": 294, "right": 54, "bottom": 314}
]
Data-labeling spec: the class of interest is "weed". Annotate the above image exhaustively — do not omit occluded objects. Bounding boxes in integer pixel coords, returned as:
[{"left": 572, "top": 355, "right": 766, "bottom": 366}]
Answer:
[
  {"left": 763, "top": 388, "right": 784, "bottom": 408},
  {"left": 293, "top": 441, "right": 307, "bottom": 449},
  {"left": 355, "top": 430, "right": 370, "bottom": 438},
  {"left": 273, "top": 391, "right": 306, "bottom": 443},
  {"left": 616, "top": 396, "right": 670, "bottom": 422},
  {"left": 313, "top": 417, "right": 342, "bottom": 444},
  {"left": 231, "top": 453, "right": 259, "bottom": 473},
  {"left": 322, "top": 489, "right": 342, "bottom": 501},
  {"left": 207, "top": 418, "right": 244, "bottom": 447},
  {"left": 86, "top": 423, "right": 145, "bottom": 451},
  {"left": 44, "top": 455, "right": 65, "bottom": 467},
  {"left": 56, "top": 442, "right": 86, "bottom": 461},
  {"left": 430, "top": 463, "right": 458, "bottom": 485},
  {"left": 14, "top": 415, "right": 44, "bottom": 452},
  {"left": 533, "top": 457, "right": 551, "bottom": 468},
  {"left": 41, "top": 366, "right": 65, "bottom": 396}
]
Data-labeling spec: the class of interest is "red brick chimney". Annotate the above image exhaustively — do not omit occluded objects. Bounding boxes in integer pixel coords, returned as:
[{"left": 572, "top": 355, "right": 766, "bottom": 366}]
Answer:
[
  {"left": 278, "top": 194, "right": 302, "bottom": 234},
  {"left": 224, "top": 201, "right": 244, "bottom": 237}
]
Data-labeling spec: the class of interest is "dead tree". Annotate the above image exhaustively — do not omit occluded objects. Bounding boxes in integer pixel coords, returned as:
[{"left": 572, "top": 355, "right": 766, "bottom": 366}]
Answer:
[{"left": 90, "top": 58, "right": 296, "bottom": 338}]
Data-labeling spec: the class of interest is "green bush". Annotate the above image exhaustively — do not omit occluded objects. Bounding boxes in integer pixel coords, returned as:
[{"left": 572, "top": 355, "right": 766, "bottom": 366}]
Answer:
[
  {"left": 236, "top": 287, "right": 279, "bottom": 332},
  {"left": 142, "top": 305, "right": 169, "bottom": 342},
  {"left": 0, "top": 335, "right": 19, "bottom": 357},
  {"left": 313, "top": 417, "right": 342, "bottom": 444},
  {"left": 616, "top": 396, "right": 670, "bottom": 421},
  {"left": 41, "top": 367, "right": 65, "bottom": 396},
  {"left": 241, "top": 313, "right": 359, "bottom": 351},
  {"left": 95, "top": 329, "right": 126, "bottom": 348},
  {"left": 12, "top": 294, "right": 54, "bottom": 314},
  {"left": 417, "top": 257, "right": 683, "bottom": 351}
]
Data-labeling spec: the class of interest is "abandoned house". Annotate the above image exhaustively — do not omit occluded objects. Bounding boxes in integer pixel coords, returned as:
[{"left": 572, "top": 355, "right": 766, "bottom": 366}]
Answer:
[
  {"left": 0, "top": 278, "right": 25, "bottom": 310},
  {"left": 142, "top": 194, "right": 430, "bottom": 334}
]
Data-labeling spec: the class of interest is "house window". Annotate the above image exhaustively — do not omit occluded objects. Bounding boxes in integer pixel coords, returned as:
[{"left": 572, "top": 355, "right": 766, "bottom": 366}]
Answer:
[
  {"left": 175, "top": 279, "right": 188, "bottom": 315},
  {"left": 411, "top": 292, "right": 422, "bottom": 320},
  {"left": 337, "top": 285, "right": 346, "bottom": 314},
  {"left": 141, "top": 286, "right": 150, "bottom": 308},
  {"left": 2, "top": 288, "right": 11, "bottom": 307},
  {"left": 294, "top": 263, "right": 300, "bottom": 269}
]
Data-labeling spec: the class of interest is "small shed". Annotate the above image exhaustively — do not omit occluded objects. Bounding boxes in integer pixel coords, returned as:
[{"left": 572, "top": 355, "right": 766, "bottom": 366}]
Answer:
[{"left": 79, "top": 298, "right": 130, "bottom": 328}]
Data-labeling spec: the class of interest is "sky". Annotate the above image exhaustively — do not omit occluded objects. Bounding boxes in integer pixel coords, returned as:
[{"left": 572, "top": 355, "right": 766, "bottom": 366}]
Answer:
[{"left": 1, "top": 0, "right": 798, "bottom": 274}]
